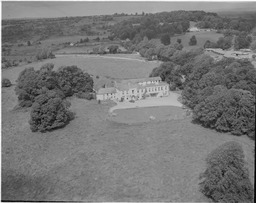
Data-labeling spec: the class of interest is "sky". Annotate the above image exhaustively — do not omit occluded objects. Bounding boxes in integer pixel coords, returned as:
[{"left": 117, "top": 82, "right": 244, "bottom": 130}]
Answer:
[{"left": 2, "top": 1, "right": 256, "bottom": 19}]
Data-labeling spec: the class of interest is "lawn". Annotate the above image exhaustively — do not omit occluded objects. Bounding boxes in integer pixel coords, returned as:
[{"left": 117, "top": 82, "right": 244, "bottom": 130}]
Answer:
[
  {"left": 1, "top": 85, "right": 254, "bottom": 201},
  {"left": 110, "top": 106, "right": 185, "bottom": 124}
]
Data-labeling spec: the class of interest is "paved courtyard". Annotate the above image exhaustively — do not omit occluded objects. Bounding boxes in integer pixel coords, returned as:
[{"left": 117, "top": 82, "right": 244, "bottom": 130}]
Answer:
[{"left": 109, "top": 92, "right": 182, "bottom": 113}]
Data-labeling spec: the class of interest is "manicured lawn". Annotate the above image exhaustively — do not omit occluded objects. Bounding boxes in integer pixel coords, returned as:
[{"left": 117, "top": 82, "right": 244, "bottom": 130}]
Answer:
[{"left": 110, "top": 106, "right": 185, "bottom": 124}]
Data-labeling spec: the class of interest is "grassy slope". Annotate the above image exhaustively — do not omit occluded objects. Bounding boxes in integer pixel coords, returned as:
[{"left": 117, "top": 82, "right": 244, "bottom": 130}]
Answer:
[
  {"left": 1, "top": 85, "right": 254, "bottom": 201},
  {"left": 2, "top": 55, "right": 158, "bottom": 90}
]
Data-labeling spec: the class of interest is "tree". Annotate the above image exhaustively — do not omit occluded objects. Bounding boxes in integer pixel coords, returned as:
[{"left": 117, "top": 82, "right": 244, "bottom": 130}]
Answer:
[
  {"left": 15, "top": 64, "right": 63, "bottom": 107},
  {"left": 108, "top": 45, "right": 119, "bottom": 54},
  {"left": 189, "top": 35, "right": 197, "bottom": 46},
  {"left": 173, "top": 42, "right": 183, "bottom": 50},
  {"left": 193, "top": 87, "right": 255, "bottom": 138},
  {"left": 199, "top": 141, "right": 253, "bottom": 203},
  {"left": 177, "top": 39, "right": 182, "bottom": 44},
  {"left": 250, "top": 40, "right": 256, "bottom": 52},
  {"left": 234, "top": 33, "right": 252, "bottom": 50},
  {"left": 56, "top": 66, "right": 93, "bottom": 97},
  {"left": 160, "top": 34, "right": 171, "bottom": 45},
  {"left": 2, "top": 78, "right": 12, "bottom": 87},
  {"left": 204, "top": 40, "right": 217, "bottom": 49},
  {"left": 29, "top": 89, "right": 73, "bottom": 132}
]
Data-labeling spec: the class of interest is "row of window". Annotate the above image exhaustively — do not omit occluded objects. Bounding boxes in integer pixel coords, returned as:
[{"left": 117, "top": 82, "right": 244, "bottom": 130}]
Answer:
[
  {"left": 147, "top": 85, "right": 168, "bottom": 92},
  {"left": 104, "top": 85, "right": 168, "bottom": 97}
]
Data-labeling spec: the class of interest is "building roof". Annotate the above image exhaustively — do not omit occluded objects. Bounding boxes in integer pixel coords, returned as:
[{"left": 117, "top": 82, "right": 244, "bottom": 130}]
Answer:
[
  {"left": 115, "top": 81, "right": 168, "bottom": 91},
  {"left": 97, "top": 87, "right": 116, "bottom": 95},
  {"left": 143, "top": 82, "right": 169, "bottom": 88},
  {"left": 120, "top": 77, "right": 161, "bottom": 84}
]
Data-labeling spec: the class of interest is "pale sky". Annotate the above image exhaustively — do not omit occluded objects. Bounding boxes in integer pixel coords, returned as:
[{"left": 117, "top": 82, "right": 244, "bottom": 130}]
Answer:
[{"left": 2, "top": 1, "right": 256, "bottom": 19}]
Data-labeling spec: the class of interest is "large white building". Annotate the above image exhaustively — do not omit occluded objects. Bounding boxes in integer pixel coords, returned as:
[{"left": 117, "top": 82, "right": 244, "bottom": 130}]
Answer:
[{"left": 96, "top": 77, "right": 169, "bottom": 101}]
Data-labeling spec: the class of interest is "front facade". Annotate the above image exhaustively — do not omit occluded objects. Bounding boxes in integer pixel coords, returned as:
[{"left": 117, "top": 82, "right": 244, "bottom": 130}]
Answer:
[{"left": 96, "top": 77, "right": 169, "bottom": 101}]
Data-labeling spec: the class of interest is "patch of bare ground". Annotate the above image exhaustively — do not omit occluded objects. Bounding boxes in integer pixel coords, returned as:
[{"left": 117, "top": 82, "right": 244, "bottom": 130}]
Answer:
[{"left": 1, "top": 86, "right": 254, "bottom": 201}]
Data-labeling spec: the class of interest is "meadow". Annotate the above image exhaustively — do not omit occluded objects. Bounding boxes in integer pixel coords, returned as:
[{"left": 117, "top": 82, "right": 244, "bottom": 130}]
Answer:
[
  {"left": 171, "top": 31, "right": 223, "bottom": 50},
  {"left": 2, "top": 55, "right": 255, "bottom": 201},
  {"left": 1, "top": 83, "right": 254, "bottom": 201}
]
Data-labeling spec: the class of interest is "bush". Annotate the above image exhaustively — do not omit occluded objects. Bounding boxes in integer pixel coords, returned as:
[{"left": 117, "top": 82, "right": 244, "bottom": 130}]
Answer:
[
  {"left": 199, "top": 141, "right": 254, "bottom": 203},
  {"left": 56, "top": 66, "right": 93, "bottom": 97},
  {"left": 29, "top": 89, "right": 73, "bottom": 132},
  {"left": 2, "top": 78, "right": 12, "bottom": 87}
]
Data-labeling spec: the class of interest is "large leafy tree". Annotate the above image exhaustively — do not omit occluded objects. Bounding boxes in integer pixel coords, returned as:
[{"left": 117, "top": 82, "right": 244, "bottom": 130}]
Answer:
[
  {"left": 15, "top": 64, "right": 61, "bottom": 107},
  {"left": 199, "top": 141, "right": 254, "bottom": 203},
  {"left": 56, "top": 66, "right": 94, "bottom": 97},
  {"left": 160, "top": 34, "right": 171, "bottom": 45},
  {"left": 234, "top": 32, "right": 252, "bottom": 50},
  {"left": 193, "top": 87, "right": 255, "bottom": 138},
  {"left": 29, "top": 89, "right": 73, "bottom": 132}
]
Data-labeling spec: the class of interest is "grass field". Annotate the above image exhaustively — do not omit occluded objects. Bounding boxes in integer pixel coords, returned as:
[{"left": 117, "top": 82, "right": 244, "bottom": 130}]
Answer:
[
  {"left": 1, "top": 54, "right": 254, "bottom": 201},
  {"left": 171, "top": 31, "right": 223, "bottom": 50},
  {"left": 2, "top": 55, "right": 158, "bottom": 90},
  {"left": 1, "top": 84, "right": 254, "bottom": 201}
]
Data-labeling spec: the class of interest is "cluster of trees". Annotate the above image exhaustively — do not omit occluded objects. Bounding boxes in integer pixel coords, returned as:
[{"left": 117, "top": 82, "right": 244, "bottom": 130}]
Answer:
[
  {"left": 1, "top": 57, "right": 20, "bottom": 69},
  {"left": 35, "top": 48, "right": 55, "bottom": 60},
  {"left": 79, "top": 37, "right": 89, "bottom": 43},
  {"left": 15, "top": 63, "right": 94, "bottom": 132},
  {"left": 199, "top": 141, "right": 253, "bottom": 202},
  {"left": 124, "top": 36, "right": 183, "bottom": 61},
  {"left": 149, "top": 50, "right": 256, "bottom": 139},
  {"left": 204, "top": 31, "right": 253, "bottom": 50},
  {"left": 196, "top": 14, "right": 255, "bottom": 32},
  {"left": 111, "top": 10, "right": 215, "bottom": 41},
  {"left": 2, "top": 16, "right": 84, "bottom": 43}
]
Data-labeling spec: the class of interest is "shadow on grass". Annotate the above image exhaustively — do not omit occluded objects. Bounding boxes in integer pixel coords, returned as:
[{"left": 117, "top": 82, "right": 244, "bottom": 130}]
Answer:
[{"left": 1, "top": 169, "right": 54, "bottom": 201}]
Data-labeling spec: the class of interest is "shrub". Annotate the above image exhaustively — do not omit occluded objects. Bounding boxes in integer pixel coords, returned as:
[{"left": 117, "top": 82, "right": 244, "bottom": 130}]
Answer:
[
  {"left": 199, "top": 141, "right": 254, "bottom": 203},
  {"left": 56, "top": 66, "right": 93, "bottom": 97},
  {"left": 29, "top": 89, "right": 73, "bottom": 132},
  {"left": 2, "top": 78, "right": 12, "bottom": 87}
]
